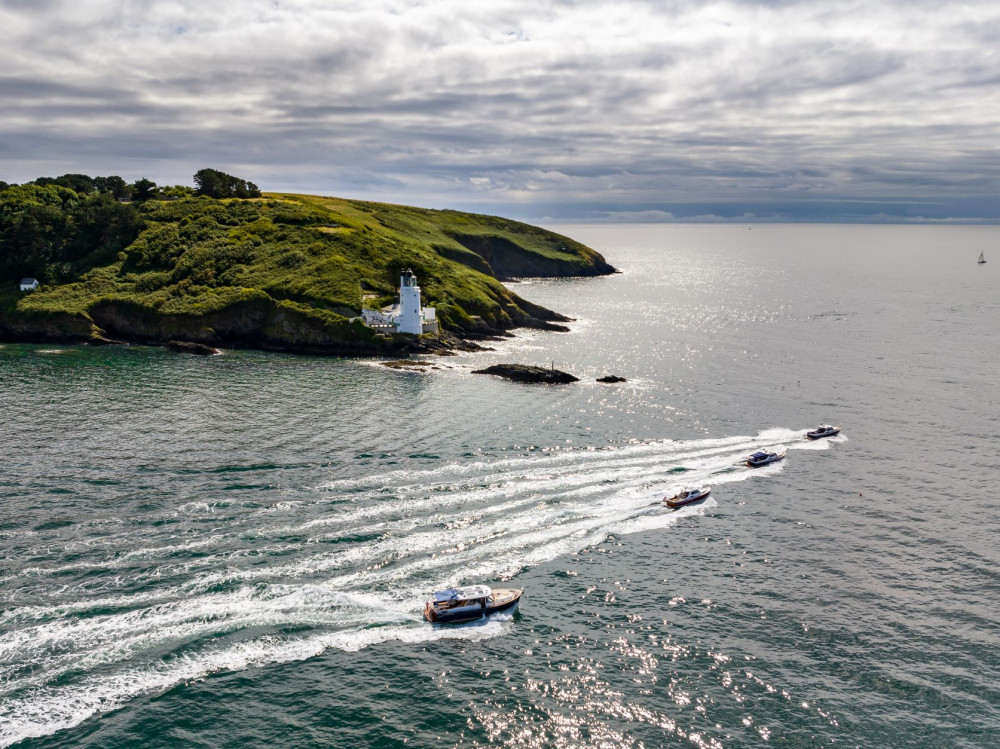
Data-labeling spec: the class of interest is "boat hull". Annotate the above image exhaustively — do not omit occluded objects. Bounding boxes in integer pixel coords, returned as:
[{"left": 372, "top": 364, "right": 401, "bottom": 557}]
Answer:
[
  {"left": 424, "top": 588, "right": 522, "bottom": 624},
  {"left": 665, "top": 488, "right": 711, "bottom": 508}
]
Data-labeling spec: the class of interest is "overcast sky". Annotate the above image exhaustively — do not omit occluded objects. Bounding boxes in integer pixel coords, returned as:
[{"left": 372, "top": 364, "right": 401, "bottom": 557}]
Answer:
[{"left": 2, "top": 0, "right": 1000, "bottom": 221}]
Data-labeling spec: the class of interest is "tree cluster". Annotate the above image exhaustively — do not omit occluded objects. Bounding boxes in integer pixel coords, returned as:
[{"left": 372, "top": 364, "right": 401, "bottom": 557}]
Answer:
[
  {"left": 194, "top": 169, "right": 261, "bottom": 199},
  {"left": 0, "top": 184, "right": 143, "bottom": 285},
  {"left": 27, "top": 173, "right": 160, "bottom": 201},
  {"left": 0, "top": 173, "right": 205, "bottom": 203},
  {"left": 1, "top": 168, "right": 262, "bottom": 287}
]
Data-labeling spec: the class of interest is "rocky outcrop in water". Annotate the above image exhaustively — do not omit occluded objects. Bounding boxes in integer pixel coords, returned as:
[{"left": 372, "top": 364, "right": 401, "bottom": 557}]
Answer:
[
  {"left": 596, "top": 375, "right": 627, "bottom": 383},
  {"left": 471, "top": 363, "right": 579, "bottom": 384}
]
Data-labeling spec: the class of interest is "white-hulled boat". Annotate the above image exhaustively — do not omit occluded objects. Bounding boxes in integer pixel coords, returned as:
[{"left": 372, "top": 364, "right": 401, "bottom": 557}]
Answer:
[
  {"left": 746, "top": 450, "right": 786, "bottom": 468},
  {"left": 806, "top": 424, "right": 841, "bottom": 440},
  {"left": 423, "top": 585, "right": 522, "bottom": 624},
  {"left": 665, "top": 486, "right": 711, "bottom": 508}
]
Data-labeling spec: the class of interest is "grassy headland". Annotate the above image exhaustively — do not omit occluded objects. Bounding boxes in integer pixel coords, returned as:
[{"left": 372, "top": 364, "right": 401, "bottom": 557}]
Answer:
[{"left": 0, "top": 188, "right": 614, "bottom": 354}]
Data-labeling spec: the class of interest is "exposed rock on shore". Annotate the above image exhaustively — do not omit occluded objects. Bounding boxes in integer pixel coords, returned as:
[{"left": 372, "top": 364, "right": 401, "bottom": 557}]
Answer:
[
  {"left": 88, "top": 334, "right": 127, "bottom": 346},
  {"left": 382, "top": 359, "right": 436, "bottom": 370},
  {"left": 167, "top": 340, "right": 221, "bottom": 355},
  {"left": 471, "top": 363, "right": 579, "bottom": 384}
]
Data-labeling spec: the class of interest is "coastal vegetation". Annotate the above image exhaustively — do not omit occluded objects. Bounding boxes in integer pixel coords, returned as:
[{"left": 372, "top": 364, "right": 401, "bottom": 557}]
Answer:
[{"left": 0, "top": 172, "right": 614, "bottom": 353}]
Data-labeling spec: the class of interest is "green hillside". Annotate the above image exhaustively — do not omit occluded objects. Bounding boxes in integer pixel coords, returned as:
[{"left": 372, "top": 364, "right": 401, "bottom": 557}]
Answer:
[{"left": 0, "top": 189, "right": 614, "bottom": 354}]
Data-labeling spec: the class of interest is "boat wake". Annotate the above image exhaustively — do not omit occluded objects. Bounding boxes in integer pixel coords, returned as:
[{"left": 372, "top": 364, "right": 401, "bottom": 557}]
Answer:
[{"left": 0, "top": 427, "right": 839, "bottom": 746}]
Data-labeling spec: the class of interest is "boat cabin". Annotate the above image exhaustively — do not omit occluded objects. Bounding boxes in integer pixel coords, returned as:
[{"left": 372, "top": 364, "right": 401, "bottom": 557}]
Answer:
[{"left": 432, "top": 585, "right": 492, "bottom": 615}]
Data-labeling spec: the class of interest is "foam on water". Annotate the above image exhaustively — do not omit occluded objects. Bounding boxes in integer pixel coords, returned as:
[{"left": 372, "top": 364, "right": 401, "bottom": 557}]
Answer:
[{"left": 0, "top": 428, "right": 824, "bottom": 747}]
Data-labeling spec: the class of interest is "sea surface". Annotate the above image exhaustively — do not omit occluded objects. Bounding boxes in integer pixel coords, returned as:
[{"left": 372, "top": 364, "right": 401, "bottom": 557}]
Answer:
[{"left": 1, "top": 224, "right": 998, "bottom": 748}]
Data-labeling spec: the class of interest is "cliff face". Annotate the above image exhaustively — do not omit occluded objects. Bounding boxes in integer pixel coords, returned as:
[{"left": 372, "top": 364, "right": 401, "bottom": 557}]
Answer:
[
  {"left": 448, "top": 233, "right": 616, "bottom": 280},
  {"left": 1, "top": 193, "right": 615, "bottom": 353},
  {"left": 0, "top": 291, "right": 571, "bottom": 353},
  {"left": 0, "top": 307, "right": 96, "bottom": 343},
  {"left": 87, "top": 298, "right": 398, "bottom": 355},
  {"left": 1, "top": 297, "right": 445, "bottom": 355}
]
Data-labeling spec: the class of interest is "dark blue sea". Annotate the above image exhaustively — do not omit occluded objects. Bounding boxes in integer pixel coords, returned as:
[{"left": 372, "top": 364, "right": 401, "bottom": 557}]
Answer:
[{"left": 2, "top": 224, "right": 998, "bottom": 748}]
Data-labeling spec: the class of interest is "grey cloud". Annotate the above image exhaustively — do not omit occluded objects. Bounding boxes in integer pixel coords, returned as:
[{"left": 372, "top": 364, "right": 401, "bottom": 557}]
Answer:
[
  {"left": 0, "top": 76, "right": 132, "bottom": 100},
  {"left": 2, "top": 0, "right": 1000, "bottom": 221},
  {"left": 0, "top": 0, "right": 63, "bottom": 10}
]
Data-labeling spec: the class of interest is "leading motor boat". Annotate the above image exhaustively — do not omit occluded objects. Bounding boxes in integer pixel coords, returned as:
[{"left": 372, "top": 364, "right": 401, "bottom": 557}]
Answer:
[
  {"left": 746, "top": 450, "right": 786, "bottom": 467},
  {"left": 665, "top": 486, "right": 711, "bottom": 508},
  {"left": 806, "top": 424, "right": 841, "bottom": 440},
  {"left": 423, "top": 585, "right": 522, "bottom": 624}
]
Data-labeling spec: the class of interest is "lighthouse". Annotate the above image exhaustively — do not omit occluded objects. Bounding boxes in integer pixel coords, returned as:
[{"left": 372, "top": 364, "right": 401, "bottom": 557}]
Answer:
[
  {"left": 397, "top": 269, "right": 424, "bottom": 334},
  {"left": 355, "top": 268, "right": 437, "bottom": 334}
]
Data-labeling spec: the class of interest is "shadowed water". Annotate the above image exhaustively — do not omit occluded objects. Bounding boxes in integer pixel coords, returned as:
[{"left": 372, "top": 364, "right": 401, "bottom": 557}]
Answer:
[{"left": 1, "top": 224, "right": 998, "bottom": 747}]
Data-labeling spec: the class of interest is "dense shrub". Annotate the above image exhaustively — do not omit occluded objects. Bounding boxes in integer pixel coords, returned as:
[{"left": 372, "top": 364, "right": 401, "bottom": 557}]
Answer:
[{"left": 0, "top": 185, "right": 142, "bottom": 283}]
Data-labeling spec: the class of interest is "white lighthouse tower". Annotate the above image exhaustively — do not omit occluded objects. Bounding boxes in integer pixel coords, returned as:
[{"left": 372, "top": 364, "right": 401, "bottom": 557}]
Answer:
[{"left": 397, "top": 268, "right": 424, "bottom": 334}]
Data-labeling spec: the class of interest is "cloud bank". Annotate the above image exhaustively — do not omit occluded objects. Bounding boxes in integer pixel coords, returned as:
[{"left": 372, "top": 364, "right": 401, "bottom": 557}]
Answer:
[{"left": 2, "top": 0, "right": 999, "bottom": 221}]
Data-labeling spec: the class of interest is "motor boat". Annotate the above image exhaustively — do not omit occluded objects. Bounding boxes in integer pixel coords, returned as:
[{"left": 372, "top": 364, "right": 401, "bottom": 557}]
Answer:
[
  {"left": 746, "top": 450, "right": 786, "bottom": 467},
  {"left": 423, "top": 585, "right": 522, "bottom": 624},
  {"left": 665, "top": 486, "right": 711, "bottom": 508},
  {"left": 806, "top": 424, "right": 841, "bottom": 440}
]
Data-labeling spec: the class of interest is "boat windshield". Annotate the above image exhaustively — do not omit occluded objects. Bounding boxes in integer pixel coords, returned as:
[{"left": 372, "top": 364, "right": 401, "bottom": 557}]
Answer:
[{"left": 433, "top": 589, "right": 460, "bottom": 603}]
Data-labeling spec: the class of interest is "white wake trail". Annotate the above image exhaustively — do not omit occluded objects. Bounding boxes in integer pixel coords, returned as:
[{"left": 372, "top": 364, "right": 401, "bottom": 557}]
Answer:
[{"left": 0, "top": 428, "right": 826, "bottom": 748}]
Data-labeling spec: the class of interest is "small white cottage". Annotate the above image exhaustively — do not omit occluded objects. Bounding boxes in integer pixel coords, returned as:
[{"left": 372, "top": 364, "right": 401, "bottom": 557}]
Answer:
[{"left": 19, "top": 278, "right": 39, "bottom": 292}]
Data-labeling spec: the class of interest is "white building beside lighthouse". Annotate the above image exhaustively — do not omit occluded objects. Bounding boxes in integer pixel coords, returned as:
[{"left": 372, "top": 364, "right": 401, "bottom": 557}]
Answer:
[{"left": 358, "top": 268, "right": 438, "bottom": 334}]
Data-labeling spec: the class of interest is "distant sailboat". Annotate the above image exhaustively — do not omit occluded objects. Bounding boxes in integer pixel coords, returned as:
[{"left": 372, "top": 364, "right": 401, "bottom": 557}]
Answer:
[{"left": 978, "top": 251, "right": 986, "bottom": 264}]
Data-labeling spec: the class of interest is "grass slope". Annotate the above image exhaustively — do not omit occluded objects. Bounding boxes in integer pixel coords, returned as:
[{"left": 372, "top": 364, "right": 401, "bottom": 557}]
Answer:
[{"left": 1, "top": 194, "right": 613, "bottom": 352}]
